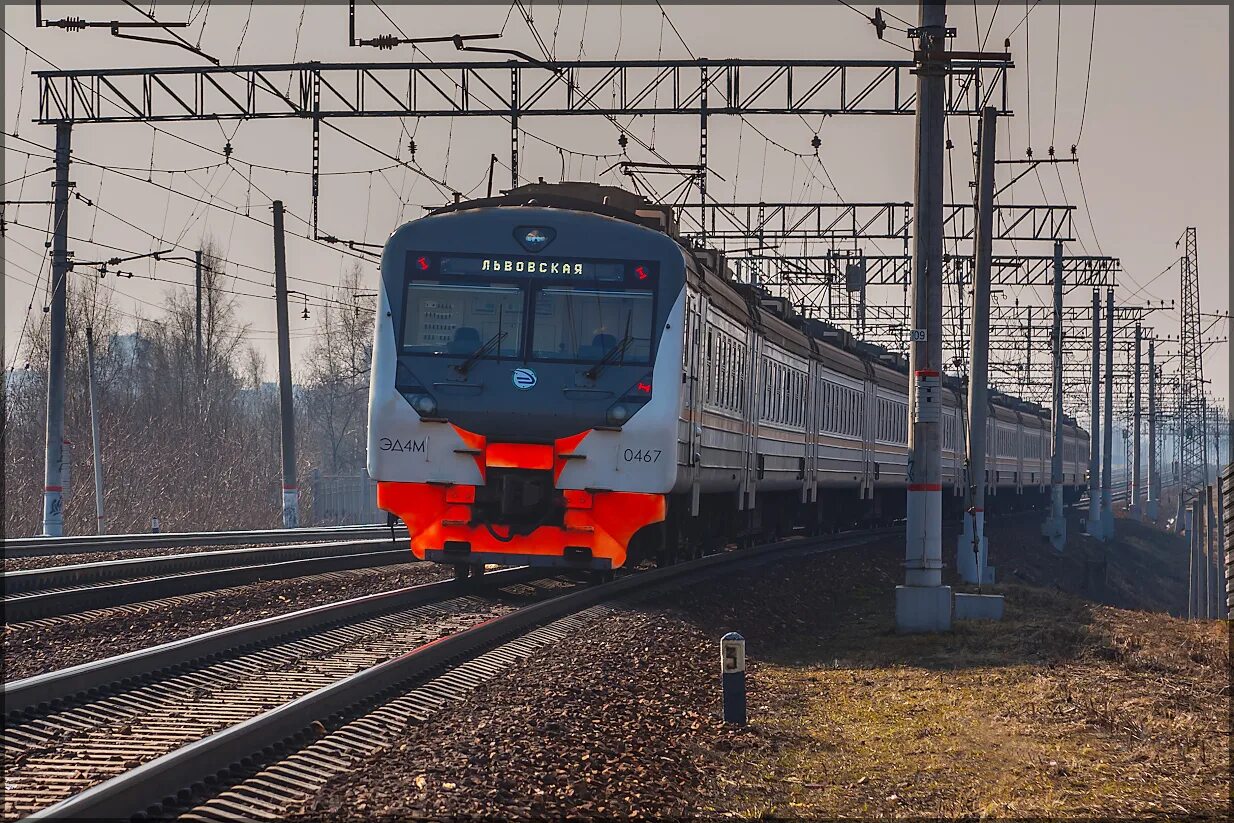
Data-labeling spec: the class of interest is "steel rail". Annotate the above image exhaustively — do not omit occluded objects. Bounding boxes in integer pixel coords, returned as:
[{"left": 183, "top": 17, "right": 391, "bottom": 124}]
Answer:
[
  {"left": 28, "top": 529, "right": 888, "bottom": 820},
  {"left": 3, "top": 539, "right": 401, "bottom": 594},
  {"left": 3, "top": 547, "right": 414, "bottom": 622},
  {"left": 4, "top": 523, "right": 408, "bottom": 559},
  {"left": 3, "top": 567, "right": 541, "bottom": 718}
]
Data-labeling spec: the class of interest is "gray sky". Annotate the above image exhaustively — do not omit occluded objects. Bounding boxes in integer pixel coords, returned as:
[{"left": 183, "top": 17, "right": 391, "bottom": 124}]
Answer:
[{"left": 3, "top": 2, "right": 1229, "bottom": 423}]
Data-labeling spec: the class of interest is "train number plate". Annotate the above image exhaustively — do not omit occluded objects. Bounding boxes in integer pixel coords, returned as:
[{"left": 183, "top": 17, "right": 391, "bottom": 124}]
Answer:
[
  {"left": 378, "top": 436, "right": 428, "bottom": 456},
  {"left": 620, "top": 447, "right": 662, "bottom": 465}
]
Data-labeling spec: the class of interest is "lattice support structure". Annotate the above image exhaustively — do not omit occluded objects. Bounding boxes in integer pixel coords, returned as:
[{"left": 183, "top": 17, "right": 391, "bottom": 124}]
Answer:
[{"left": 1178, "top": 227, "right": 1208, "bottom": 500}]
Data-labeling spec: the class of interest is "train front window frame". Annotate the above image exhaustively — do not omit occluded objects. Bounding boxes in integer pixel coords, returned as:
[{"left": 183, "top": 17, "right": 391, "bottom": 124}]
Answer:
[
  {"left": 400, "top": 281, "right": 525, "bottom": 359},
  {"left": 530, "top": 287, "right": 654, "bottom": 365},
  {"left": 400, "top": 252, "right": 660, "bottom": 367}
]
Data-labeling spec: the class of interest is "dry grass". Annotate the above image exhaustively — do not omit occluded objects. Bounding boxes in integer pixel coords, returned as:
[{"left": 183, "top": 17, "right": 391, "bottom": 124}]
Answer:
[{"left": 709, "top": 586, "right": 1230, "bottom": 819}]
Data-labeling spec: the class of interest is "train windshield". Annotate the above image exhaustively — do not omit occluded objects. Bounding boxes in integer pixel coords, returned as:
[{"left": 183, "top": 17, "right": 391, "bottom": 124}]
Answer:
[
  {"left": 401, "top": 282, "right": 524, "bottom": 358},
  {"left": 530, "top": 287, "right": 654, "bottom": 364}
]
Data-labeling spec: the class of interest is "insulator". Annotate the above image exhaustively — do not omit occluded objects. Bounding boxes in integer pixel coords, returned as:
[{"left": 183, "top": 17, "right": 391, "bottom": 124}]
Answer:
[
  {"left": 1025, "top": 146, "right": 1033, "bottom": 159},
  {"left": 945, "top": 138, "right": 953, "bottom": 150},
  {"left": 223, "top": 142, "right": 233, "bottom": 159},
  {"left": 63, "top": 17, "right": 87, "bottom": 31},
  {"left": 408, "top": 139, "right": 417, "bottom": 159},
  {"left": 373, "top": 34, "right": 400, "bottom": 50},
  {"left": 1047, "top": 145, "right": 1055, "bottom": 157},
  {"left": 617, "top": 133, "right": 628, "bottom": 149},
  {"left": 811, "top": 134, "right": 821, "bottom": 152},
  {"left": 1070, "top": 144, "right": 1077, "bottom": 156}
]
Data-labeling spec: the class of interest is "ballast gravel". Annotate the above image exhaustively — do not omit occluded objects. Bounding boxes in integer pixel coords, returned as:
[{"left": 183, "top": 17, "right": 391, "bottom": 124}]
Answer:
[
  {"left": 284, "top": 536, "right": 905, "bottom": 821},
  {"left": 3, "top": 560, "right": 448, "bottom": 681}
]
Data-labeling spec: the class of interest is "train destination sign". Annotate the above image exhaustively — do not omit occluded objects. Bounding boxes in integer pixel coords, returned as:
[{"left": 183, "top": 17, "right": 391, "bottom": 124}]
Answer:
[{"left": 431, "top": 254, "right": 644, "bottom": 282}]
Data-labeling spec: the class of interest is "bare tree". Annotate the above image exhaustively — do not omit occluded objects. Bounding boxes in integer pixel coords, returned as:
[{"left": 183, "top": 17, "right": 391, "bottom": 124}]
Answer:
[{"left": 302, "top": 264, "right": 375, "bottom": 475}]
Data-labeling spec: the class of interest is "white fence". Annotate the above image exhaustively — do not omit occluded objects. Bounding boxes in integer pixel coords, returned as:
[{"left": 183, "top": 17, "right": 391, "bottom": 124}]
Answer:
[{"left": 308, "top": 471, "right": 385, "bottom": 526}]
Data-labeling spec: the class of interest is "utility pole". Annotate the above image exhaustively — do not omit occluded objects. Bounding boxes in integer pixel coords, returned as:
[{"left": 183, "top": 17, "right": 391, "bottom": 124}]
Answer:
[
  {"left": 1132, "top": 323, "right": 1142, "bottom": 515},
  {"left": 1086, "top": 288, "right": 1102, "bottom": 538},
  {"left": 896, "top": 0, "right": 951, "bottom": 633},
  {"left": 1101, "top": 288, "right": 1115, "bottom": 538},
  {"left": 272, "top": 201, "right": 299, "bottom": 528},
  {"left": 1187, "top": 500, "right": 1199, "bottom": 618},
  {"left": 85, "top": 326, "right": 105, "bottom": 534},
  {"left": 958, "top": 104, "right": 996, "bottom": 585},
  {"left": 1206, "top": 483, "right": 1218, "bottom": 618},
  {"left": 195, "top": 248, "right": 204, "bottom": 383},
  {"left": 41, "top": 122, "right": 72, "bottom": 537},
  {"left": 1041, "top": 240, "right": 1067, "bottom": 552},
  {"left": 1146, "top": 336, "right": 1158, "bottom": 521},
  {"left": 1178, "top": 227, "right": 1208, "bottom": 510}
]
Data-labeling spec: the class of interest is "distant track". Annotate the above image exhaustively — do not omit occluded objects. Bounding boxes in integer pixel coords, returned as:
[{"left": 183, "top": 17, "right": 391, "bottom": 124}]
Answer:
[
  {"left": 3, "top": 523, "right": 407, "bottom": 559},
  {"left": 3, "top": 540, "right": 412, "bottom": 622}
]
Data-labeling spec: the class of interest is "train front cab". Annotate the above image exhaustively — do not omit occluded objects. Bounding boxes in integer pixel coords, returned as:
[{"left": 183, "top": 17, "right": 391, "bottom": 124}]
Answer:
[{"left": 368, "top": 204, "right": 685, "bottom": 573}]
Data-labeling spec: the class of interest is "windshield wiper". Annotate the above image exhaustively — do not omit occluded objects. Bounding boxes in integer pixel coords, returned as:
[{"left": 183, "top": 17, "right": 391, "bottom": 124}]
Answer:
[
  {"left": 584, "top": 333, "right": 634, "bottom": 380},
  {"left": 454, "top": 330, "right": 507, "bottom": 375}
]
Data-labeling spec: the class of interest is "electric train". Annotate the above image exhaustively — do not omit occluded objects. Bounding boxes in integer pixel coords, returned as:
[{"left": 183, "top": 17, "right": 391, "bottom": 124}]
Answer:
[{"left": 367, "top": 182, "right": 1089, "bottom": 576}]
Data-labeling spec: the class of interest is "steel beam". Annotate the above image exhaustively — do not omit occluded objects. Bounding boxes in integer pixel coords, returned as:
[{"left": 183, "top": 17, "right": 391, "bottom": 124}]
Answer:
[
  {"left": 675, "top": 201, "right": 1074, "bottom": 243},
  {"left": 35, "top": 58, "right": 1011, "bottom": 124}
]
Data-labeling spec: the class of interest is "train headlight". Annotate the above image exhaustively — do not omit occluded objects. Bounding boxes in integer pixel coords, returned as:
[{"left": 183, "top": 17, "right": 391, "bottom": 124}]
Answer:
[
  {"left": 607, "top": 404, "right": 631, "bottom": 425},
  {"left": 411, "top": 394, "right": 437, "bottom": 416}
]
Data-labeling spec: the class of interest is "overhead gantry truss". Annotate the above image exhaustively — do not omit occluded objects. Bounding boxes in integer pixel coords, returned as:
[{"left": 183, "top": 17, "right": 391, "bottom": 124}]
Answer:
[
  {"left": 733, "top": 252, "right": 1120, "bottom": 289},
  {"left": 35, "top": 57, "right": 1011, "bottom": 123},
  {"left": 675, "top": 201, "right": 1075, "bottom": 244}
]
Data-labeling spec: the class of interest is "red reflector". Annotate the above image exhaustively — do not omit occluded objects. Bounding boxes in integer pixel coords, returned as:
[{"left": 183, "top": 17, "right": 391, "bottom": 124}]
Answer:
[
  {"left": 637, "top": 382, "right": 652, "bottom": 394},
  {"left": 417, "top": 256, "right": 430, "bottom": 271},
  {"left": 635, "top": 265, "right": 648, "bottom": 280}
]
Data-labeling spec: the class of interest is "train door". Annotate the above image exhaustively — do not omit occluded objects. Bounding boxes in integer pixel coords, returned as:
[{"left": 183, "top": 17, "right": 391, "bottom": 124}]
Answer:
[
  {"left": 860, "top": 368, "right": 876, "bottom": 500},
  {"left": 742, "top": 326, "right": 763, "bottom": 511},
  {"left": 803, "top": 349, "right": 819, "bottom": 505},
  {"left": 684, "top": 290, "right": 707, "bottom": 515},
  {"left": 1015, "top": 412, "right": 1026, "bottom": 493}
]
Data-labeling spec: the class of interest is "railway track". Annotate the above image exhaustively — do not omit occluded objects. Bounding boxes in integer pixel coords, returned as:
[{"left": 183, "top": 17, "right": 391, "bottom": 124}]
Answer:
[
  {"left": 6, "top": 528, "right": 889, "bottom": 821},
  {"left": 3, "top": 567, "right": 556, "bottom": 819},
  {"left": 3, "top": 524, "right": 408, "bottom": 560},
  {"left": 2, "top": 540, "right": 412, "bottom": 623}
]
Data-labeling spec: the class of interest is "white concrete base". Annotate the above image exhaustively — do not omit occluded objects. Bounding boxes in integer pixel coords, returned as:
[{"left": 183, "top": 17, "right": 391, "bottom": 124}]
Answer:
[
  {"left": 954, "top": 592, "right": 1005, "bottom": 621},
  {"left": 895, "top": 585, "right": 953, "bottom": 633},
  {"left": 956, "top": 513, "right": 992, "bottom": 584},
  {"left": 1100, "top": 507, "right": 1114, "bottom": 541},
  {"left": 1040, "top": 515, "right": 1067, "bottom": 554}
]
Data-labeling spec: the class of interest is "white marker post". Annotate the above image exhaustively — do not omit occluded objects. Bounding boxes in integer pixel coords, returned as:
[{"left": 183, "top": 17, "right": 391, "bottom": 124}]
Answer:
[{"left": 720, "top": 632, "right": 746, "bottom": 725}]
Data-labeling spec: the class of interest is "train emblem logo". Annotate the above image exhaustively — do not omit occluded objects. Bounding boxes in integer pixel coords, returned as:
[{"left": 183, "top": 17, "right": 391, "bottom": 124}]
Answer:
[
  {"left": 515, "top": 226, "right": 556, "bottom": 252},
  {"left": 512, "top": 367, "right": 538, "bottom": 390}
]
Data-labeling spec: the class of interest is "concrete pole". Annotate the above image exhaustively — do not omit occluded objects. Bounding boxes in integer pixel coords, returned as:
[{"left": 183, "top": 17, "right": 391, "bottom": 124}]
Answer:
[
  {"left": 1206, "top": 484, "right": 1218, "bottom": 619},
  {"left": 1086, "top": 288, "right": 1102, "bottom": 537},
  {"left": 1186, "top": 503, "right": 1198, "bottom": 618},
  {"left": 85, "top": 327, "right": 105, "bottom": 534},
  {"left": 272, "top": 201, "right": 299, "bottom": 528},
  {"left": 41, "top": 122, "right": 72, "bottom": 537},
  {"left": 1146, "top": 338, "right": 1159, "bottom": 521},
  {"left": 896, "top": 0, "right": 951, "bottom": 633},
  {"left": 957, "top": 105, "right": 996, "bottom": 585},
  {"left": 195, "top": 248, "right": 204, "bottom": 383},
  {"left": 1101, "top": 289, "right": 1115, "bottom": 538},
  {"left": 1132, "top": 324, "right": 1143, "bottom": 514},
  {"left": 1041, "top": 241, "right": 1067, "bottom": 552}
]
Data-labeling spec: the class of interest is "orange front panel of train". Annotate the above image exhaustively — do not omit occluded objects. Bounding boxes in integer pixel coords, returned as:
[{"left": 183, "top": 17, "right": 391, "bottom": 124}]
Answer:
[{"left": 377, "top": 481, "right": 664, "bottom": 569}]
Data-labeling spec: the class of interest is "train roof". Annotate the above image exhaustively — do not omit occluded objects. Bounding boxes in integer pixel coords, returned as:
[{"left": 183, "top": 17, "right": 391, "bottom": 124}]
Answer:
[{"left": 430, "top": 181, "right": 1082, "bottom": 432}]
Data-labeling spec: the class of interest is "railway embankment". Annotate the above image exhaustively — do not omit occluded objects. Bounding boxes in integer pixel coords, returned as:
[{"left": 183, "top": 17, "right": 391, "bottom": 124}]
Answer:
[{"left": 288, "top": 518, "right": 1228, "bottom": 820}]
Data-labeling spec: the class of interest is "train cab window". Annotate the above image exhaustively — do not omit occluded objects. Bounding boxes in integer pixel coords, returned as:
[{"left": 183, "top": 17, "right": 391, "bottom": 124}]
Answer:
[
  {"left": 531, "top": 288, "right": 654, "bottom": 364},
  {"left": 401, "top": 282, "right": 524, "bottom": 357}
]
